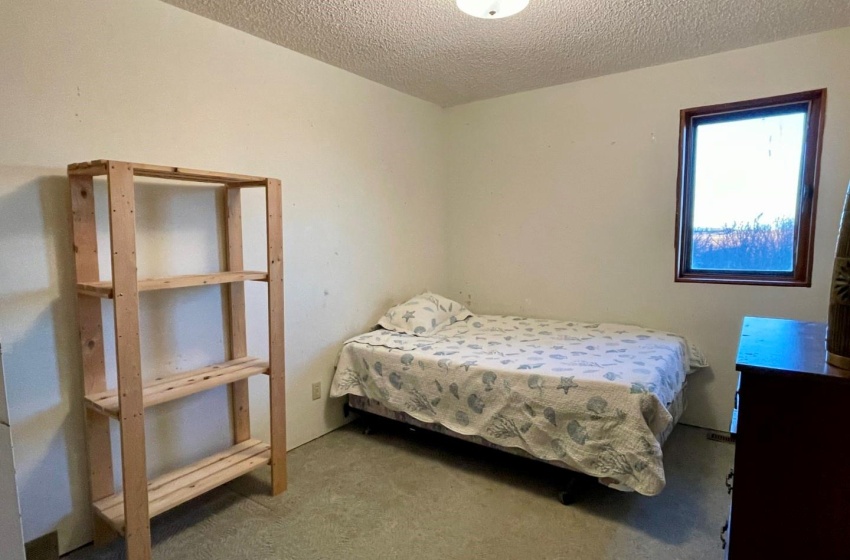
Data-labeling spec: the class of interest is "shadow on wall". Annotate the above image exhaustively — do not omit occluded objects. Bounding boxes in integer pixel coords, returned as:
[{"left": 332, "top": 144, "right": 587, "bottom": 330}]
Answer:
[
  {"left": 0, "top": 169, "right": 92, "bottom": 550},
  {"left": 682, "top": 365, "right": 719, "bottom": 429}
]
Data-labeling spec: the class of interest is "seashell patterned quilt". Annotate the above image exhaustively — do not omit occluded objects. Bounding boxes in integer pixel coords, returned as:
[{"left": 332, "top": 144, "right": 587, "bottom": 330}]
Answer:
[{"left": 330, "top": 314, "right": 706, "bottom": 495}]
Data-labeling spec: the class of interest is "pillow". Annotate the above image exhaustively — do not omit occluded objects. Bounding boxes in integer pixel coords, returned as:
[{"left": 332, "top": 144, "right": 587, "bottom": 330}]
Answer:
[{"left": 378, "top": 293, "right": 472, "bottom": 336}]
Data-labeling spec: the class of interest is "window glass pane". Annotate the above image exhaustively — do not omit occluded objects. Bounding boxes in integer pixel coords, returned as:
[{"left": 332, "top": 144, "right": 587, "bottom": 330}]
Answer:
[{"left": 690, "top": 112, "right": 806, "bottom": 272}]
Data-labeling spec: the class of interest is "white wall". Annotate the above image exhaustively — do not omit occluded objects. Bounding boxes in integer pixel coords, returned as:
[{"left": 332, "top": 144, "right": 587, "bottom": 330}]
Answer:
[
  {"left": 3, "top": 0, "right": 849, "bottom": 552},
  {"left": 0, "top": 0, "right": 447, "bottom": 553},
  {"left": 444, "top": 27, "right": 850, "bottom": 432}
]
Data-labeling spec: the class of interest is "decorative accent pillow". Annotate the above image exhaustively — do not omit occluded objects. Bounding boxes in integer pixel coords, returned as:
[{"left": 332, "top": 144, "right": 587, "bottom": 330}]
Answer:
[{"left": 378, "top": 293, "right": 472, "bottom": 336}]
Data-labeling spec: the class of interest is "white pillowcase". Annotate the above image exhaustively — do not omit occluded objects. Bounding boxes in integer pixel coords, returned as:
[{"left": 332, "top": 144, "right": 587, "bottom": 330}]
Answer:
[{"left": 378, "top": 293, "right": 472, "bottom": 336}]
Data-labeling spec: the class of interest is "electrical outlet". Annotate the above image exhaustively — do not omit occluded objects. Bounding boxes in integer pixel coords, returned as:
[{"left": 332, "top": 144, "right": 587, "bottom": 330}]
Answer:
[{"left": 311, "top": 381, "right": 321, "bottom": 401}]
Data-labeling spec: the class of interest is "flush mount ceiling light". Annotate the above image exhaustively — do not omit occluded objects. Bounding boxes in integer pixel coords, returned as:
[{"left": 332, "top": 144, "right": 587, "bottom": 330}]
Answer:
[{"left": 456, "top": 0, "right": 530, "bottom": 19}]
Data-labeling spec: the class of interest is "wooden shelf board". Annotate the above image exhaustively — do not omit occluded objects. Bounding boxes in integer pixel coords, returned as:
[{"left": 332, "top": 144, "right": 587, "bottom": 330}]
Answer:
[
  {"left": 93, "top": 439, "right": 271, "bottom": 535},
  {"left": 85, "top": 357, "right": 269, "bottom": 418},
  {"left": 77, "top": 270, "right": 268, "bottom": 298},
  {"left": 68, "top": 160, "right": 268, "bottom": 184},
  {"left": 67, "top": 160, "right": 108, "bottom": 176}
]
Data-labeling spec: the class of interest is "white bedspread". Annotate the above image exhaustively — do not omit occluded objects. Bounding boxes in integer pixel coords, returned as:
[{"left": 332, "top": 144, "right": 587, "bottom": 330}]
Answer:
[{"left": 330, "top": 314, "right": 706, "bottom": 495}]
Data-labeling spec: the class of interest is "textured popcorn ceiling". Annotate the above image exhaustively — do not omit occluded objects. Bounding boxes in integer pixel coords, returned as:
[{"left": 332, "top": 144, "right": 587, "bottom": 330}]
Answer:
[{"left": 163, "top": 0, "right": 850, "bottom": 107}]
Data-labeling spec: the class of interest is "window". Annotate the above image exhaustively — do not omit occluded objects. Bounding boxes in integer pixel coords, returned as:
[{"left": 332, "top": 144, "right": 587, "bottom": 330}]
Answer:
[{"left": 675, "top": 89, "right": 826, "bottom": 286}]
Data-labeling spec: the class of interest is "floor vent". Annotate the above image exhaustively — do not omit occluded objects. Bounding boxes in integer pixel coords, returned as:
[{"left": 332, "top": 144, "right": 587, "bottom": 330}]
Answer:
[{"left": 706, "top": 431, "right": 735, "bottom": 444}]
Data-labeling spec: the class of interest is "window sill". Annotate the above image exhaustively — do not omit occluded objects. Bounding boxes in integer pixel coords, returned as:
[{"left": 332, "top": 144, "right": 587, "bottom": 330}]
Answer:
[{"left": 675, "top": 273, "right": 811, "bottom": 287}]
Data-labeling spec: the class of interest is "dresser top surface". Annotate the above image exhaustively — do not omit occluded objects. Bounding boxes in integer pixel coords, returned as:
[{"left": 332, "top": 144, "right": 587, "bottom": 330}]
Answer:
[{"left": 736, "top": 316, "right": 850, "bottom": 379}]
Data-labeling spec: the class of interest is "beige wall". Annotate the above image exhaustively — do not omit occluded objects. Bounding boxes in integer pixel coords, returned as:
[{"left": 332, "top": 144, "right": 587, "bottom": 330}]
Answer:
[
  {"left": 3, "top": 0, "right": 849, "bottom": 552},
  {"left": 0, "top": 0, "right": 447, "bottom": 553},
  {"left": 444, "top": 27, "right": 850, "bottom": 432}
]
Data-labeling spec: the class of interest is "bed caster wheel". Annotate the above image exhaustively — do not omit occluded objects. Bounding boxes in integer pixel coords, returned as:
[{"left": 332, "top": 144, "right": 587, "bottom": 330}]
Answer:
[
  {"left": 363, "top": 425, "right": 373, "bottom": 436},
  {"left": 558, "top": 490, "right": 578, "bottom": 506},
  {"left": 558, "top": 490, "right": 579, "bottom": 506},
  {"left": 558, "top": 475, "right": 589, "bottom": 505}
]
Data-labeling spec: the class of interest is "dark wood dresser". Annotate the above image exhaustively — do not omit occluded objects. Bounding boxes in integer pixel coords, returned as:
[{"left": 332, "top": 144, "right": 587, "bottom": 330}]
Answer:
[{"left": 728, "top": 317, "right": 850, "bottom": 559}]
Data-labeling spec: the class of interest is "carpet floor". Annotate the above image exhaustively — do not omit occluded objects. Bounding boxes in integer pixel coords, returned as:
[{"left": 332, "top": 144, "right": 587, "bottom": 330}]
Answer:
[{"left": 66, "top": 419, "right": 735, "bottom": 559}]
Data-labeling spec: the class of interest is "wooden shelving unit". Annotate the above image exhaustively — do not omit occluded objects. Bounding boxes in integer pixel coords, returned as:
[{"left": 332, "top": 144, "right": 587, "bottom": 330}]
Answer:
[{"left": 69, "top": 160, "right": 286, "bottom": 560}]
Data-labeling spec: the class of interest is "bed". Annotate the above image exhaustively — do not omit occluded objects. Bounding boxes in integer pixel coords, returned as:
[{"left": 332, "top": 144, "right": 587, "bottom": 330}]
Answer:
[{"left": 330, "top": 294, "right": 706, "bottom": 499}]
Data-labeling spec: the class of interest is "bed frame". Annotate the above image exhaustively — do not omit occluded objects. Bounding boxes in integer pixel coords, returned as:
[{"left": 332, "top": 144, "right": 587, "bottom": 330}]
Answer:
[{"left": 345, "top": 380, "right": 688, "bottom": 505}]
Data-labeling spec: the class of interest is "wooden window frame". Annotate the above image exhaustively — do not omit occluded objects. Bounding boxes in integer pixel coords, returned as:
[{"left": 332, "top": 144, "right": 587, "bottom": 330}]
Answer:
[{"left": 675, "top": 89, "right": 826, "bottom": 286}]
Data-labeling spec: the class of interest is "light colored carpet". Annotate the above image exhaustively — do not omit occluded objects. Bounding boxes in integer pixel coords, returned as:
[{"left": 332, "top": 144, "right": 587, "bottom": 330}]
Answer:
[{"left": 66, "top": 419, "right": 734, "bottom": 559}]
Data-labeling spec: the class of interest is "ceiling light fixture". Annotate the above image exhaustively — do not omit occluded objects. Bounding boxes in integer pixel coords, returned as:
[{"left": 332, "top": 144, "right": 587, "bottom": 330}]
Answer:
[{"left": 456, "top": 0, "right": 530, "bottom": 19}]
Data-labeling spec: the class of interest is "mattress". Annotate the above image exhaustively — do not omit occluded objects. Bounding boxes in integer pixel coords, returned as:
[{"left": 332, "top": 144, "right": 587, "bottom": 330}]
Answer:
[{"left": 330, "top": 314, "right": 706, "bottom": 496}]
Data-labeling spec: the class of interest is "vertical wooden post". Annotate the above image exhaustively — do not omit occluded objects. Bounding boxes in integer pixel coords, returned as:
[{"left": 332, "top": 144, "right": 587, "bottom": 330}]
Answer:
[
  {"left": 225, "top": 188, "right": 251, "bottom": 443},
  {"left": 106, "top": 162, "right": 151, "bottom": 560},
  {"left": 265, "top": 178, "right": 287, "bottom": 495},
  {"left": 70, "top": 174, "right": 118, "bottom": 546}
]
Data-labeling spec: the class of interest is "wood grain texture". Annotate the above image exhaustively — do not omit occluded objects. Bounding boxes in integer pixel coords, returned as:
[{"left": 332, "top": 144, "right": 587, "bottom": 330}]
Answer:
[
  {"left": 67, "top": 160, "right": 108, "bottom": 176},
  {"left": 106, "top": 162, "right": 151, "bottom": 560},
  {"left": 736, "top": 317, "right": 850, "bottom": 380},
  {"left": 94, "top": 440, "right": 270, "bottom": 534},
  {"left": 85, "top": 357, "right": 269, "bottom": 417},
  {"left": 130, "top": 162, "right": 263, "bottom": 183},
  {"left": 70, "top": 160, "right": 286, "bottom": 556},
  {"left": 77, "top": 271, "right": 268, "bottom": 298},
  {"left": 69, "top": 160, "right": 265, "bottom": 184},
  {"left": 266, "top": 178, "right": 287, "bottom": 495},
  {"left": 69, "top": 173, "right": 117, "bottom": 546},
  {"left": 730, "top": 317, "right": 850, "bottom": 558},
  {"left": 225, "top": 188, "right": 251, "bottom": 443}
]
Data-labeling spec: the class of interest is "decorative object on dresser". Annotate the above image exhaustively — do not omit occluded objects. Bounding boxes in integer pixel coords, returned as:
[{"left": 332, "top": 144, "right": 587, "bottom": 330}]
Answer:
[
  {"left": 68, "top": 160, "right": 287, "bottom": 560},
  {"left": 828, "top": 182, "right": 850, "bottom": 369},
  {"left": 727, "top": 317, "right": 850, "bottom": 558}
]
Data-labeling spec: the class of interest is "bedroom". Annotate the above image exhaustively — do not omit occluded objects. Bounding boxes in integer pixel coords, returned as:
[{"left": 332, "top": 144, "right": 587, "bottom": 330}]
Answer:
[{"left": 1, "top": 0, "right": 849, "bottom": 558}]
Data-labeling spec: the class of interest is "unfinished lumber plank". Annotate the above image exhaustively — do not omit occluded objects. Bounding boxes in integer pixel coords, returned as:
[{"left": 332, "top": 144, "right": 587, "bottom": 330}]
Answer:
[
  {"left": 144, "top": 443, "right": 269, "bottom": 518},
  {"left": 225, "top": 180, "right": 269, "bottom": 188},
  {"left": 131, "top": 163, "right": 264, "bottom": 184},
  {"left": 68, "top": 160, "right": 108, "bottom": 176},
  {"left": 70, "top": 172, "right": 118, "bottom": 546},
  {"left": 77, "top": 270, "right": 268, "bottom": 298},
  {"left": 266, "top": 178, "right": 287, "bottom": 495},
  {"left": 84, "top": 357, "right": 269, "bottom": 418},
  {"left": 94, "top": 439, "right": 264, "bottom": 513},
  {"left": 225, "top": 188, "right": 251, "bottom": 443},
  {"left": 106, "top": 161, "right": 151, "bottom": 560},
  {"left": 68, "top": 159, "right": 285, "bottom": 559},
  {"left": 68, "top": 160, "right": 265, "bottom": 183},
  {"left": 93, "top": 440, "right": 270, "bottom": 533}
]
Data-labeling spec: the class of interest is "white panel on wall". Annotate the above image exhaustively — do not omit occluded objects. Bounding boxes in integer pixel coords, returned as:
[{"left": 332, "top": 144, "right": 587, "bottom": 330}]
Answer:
[{"left": 0, "top": 344, "right": 26, "bottom": 560}]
